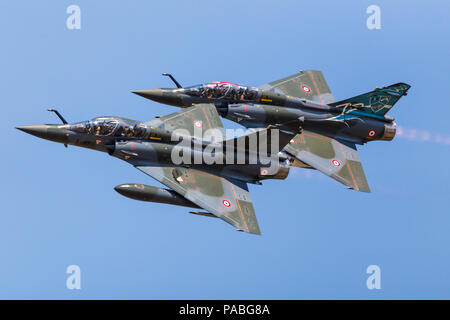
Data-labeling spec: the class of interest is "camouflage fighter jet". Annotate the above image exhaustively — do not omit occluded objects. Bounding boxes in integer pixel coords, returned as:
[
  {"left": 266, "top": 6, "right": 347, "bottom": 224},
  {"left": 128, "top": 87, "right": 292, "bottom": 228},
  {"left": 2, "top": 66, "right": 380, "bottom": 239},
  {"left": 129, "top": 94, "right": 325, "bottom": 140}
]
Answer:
[
  {"left": 17, "top": 105, "right": 297, "bottom": 235},
  {"left": 133, "top": 71, "right": 411, "bottom": 192}
]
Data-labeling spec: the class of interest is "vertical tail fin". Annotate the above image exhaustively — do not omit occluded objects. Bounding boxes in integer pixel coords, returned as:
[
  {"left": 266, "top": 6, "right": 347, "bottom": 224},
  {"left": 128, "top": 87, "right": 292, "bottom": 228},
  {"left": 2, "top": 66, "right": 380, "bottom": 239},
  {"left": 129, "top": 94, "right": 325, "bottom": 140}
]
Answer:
[
  {"left": 223, "top": 127, "right": 297, "bottom": 154},
  {"left": 329, "top": 83, "right": 411, "bottom": 116}
]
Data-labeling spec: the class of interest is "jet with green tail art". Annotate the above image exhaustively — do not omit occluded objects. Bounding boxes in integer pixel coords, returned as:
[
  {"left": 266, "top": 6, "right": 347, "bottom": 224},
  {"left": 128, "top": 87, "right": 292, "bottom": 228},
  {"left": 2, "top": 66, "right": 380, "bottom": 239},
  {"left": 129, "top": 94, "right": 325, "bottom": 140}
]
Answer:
[{"left": 134, "top": 71, "right": 410, "bottom": 192}]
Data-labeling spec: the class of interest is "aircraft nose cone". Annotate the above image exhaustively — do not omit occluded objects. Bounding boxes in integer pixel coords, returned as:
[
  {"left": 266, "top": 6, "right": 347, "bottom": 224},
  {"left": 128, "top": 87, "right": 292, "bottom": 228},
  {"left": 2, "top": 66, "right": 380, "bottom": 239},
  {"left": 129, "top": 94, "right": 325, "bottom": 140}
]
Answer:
[
  {"left": 16, "top": 124, "right": 48, "bottom": 136},
  {"left": 131, "top": 89, "right": 163, "bottom": 101},
  {"left": 131, "top": 88, "right": 183, "bottom": 107},
  {"left": 16, "top": 124, "right": 68, "bottom": 143}
]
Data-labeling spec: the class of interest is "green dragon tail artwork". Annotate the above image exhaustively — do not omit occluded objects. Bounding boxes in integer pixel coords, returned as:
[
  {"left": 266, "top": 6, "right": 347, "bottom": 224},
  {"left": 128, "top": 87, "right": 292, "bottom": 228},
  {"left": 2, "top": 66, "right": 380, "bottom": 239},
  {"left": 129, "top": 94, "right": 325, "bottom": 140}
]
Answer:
[{"left": 329, "top": 83, "right": 411, "bottom": 116}]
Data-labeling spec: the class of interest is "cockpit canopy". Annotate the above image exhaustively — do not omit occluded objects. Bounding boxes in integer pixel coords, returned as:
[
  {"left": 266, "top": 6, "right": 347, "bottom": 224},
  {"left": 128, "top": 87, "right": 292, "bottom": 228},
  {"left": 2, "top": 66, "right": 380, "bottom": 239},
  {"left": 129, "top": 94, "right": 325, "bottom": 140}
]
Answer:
[
  {"left": 184, "top": 82, "right": 259, "bottom": 101},
  {"left": 68, "top": 117, "right": 147, "bottom": 138}
]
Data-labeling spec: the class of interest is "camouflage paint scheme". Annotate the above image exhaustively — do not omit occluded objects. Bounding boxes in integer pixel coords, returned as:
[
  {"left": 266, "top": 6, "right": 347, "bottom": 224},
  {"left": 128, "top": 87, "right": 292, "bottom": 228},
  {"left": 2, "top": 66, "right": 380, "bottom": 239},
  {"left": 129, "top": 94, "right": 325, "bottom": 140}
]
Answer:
[
  {"left": 134, "top": 71, "right": 410, "bottom": 192},
  {"left": 17, "top": 70, "right": 410, "bottom": 235},
  {"left": 17, "top": 104, "right": 296, "bottom": 235}
]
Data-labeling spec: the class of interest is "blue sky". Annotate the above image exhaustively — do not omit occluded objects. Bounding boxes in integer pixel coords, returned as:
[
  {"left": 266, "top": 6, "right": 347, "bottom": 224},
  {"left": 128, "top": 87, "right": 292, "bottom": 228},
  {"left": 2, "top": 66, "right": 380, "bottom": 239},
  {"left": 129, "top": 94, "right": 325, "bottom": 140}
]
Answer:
[{"left": 1, "top": 0, "right": 449, "bottom": 299}]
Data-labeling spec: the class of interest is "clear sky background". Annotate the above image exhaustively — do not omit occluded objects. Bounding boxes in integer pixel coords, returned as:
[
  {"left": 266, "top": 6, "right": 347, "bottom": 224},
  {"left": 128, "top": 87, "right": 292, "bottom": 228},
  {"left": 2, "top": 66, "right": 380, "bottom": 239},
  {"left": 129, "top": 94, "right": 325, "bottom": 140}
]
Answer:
[{"left": 1, "top": 1, "right": 449, "bottom": 299}]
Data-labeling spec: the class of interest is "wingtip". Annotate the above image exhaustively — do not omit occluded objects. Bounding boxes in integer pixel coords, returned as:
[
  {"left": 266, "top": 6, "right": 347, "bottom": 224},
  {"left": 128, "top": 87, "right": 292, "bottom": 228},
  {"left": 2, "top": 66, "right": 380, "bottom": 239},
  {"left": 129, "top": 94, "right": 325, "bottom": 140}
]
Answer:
[
  {"left": 350, "top": 186, "right": 371, "bottom": 193},
  {"left": 237, "top": 228, "right": 262, "bottom": 235}
]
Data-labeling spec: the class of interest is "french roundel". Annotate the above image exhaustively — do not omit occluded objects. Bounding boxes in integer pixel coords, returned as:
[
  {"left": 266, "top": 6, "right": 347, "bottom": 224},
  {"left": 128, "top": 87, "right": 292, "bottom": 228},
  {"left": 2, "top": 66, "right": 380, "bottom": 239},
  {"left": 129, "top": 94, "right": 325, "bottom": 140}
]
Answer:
[
  {"left": 368, "top": 129, "right": 376, "bottom": 137},
  {"left": 222, "top": 200, "right": 231, "bottom": 207},
  {"left": 332, "top": 159, "right": 341, "bottom": 167},
  {"left": 302, "top": 85, "right": 311, "bottom": 93}
]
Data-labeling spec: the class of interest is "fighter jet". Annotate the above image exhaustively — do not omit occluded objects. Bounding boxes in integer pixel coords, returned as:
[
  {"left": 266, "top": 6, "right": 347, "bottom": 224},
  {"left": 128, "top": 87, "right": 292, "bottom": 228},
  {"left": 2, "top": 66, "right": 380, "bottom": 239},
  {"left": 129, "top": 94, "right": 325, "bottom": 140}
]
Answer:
[
  {"left": 133, "top": 71, "right": 411, "bottom": 192},
  {"left": 17, "top": 105, "right": 297, "bottom": 235}
]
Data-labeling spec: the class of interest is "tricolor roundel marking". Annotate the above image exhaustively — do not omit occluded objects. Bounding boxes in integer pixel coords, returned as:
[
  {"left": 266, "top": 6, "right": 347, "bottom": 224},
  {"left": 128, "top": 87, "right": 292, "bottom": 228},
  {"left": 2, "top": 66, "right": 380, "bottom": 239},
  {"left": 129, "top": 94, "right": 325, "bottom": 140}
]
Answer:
[
  {"left": 222, "top": 200, "right": 231, "bottom": 207},
  {"left": 368, "top": 129, "right": 376, "bottom": 137},
  {"left": 332, "top": 159, "right": 341, "bottom": 167},
  {"left": 301, "top": 85, "right": 311, "bottom": 93},
  {"left": 260, "top": 169, "right": 269, "bottom": 176},
  {"left": 194, "top": 121, "right": 202, "bottom": 128}
]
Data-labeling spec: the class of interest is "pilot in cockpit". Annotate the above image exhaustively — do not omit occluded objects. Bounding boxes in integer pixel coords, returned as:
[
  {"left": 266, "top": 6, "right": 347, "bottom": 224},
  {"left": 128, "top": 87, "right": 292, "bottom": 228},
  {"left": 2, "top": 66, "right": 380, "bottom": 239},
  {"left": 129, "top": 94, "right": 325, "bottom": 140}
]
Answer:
[
  {"left": 239, "top": 87, "right": 245, "bottom": 100},
  {"left": 206, "top": 87, "right": 213, "bottom": 99}
]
